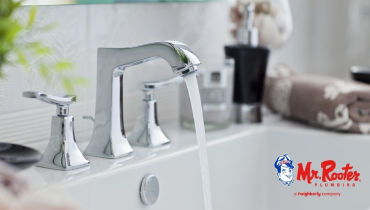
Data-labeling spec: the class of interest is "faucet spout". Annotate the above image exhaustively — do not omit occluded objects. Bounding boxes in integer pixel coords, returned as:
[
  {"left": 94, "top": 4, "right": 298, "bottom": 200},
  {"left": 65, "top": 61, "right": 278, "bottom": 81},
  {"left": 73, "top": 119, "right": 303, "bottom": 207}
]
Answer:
[{"left": 84, "top": 41, "right": 201, "bottom": 158}]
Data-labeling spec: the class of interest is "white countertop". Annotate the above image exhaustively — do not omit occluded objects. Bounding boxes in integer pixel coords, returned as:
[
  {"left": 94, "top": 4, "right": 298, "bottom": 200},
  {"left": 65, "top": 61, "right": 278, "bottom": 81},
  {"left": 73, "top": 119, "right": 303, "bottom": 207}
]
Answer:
[{"left": 20, "top": 113, "right": 369, "bottom": 190}]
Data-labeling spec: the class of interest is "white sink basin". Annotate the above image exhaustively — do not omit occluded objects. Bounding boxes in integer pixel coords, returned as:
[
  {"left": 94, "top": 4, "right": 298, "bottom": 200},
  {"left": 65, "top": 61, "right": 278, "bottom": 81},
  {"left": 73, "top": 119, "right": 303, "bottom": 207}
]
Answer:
[{"left": 21, "top": 115, "right": 370, "bottom": 210}]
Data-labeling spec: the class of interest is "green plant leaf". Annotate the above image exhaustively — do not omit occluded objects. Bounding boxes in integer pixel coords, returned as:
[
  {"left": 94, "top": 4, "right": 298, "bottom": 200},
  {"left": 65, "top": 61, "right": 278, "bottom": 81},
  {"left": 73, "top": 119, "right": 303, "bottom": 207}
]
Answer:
[
  {"left": 0, "top": 0, "right": 21, "bottom": 18},
  {"left": 0, "top": 1, "right": 87, "bottom": 93},
  {"left": 35, "top": 46, "right": 51, "bottom": 55},
  {"left": 62, "top": 77, "right": 74, "bottom": 93},
  {"left": 15, "top": 50, "right": 29, "bottom": 68},
  {"left": 27, "top": 6, "right": 37, "bottom": 28},
  {"left": 38, "top": 62, "right": 49, "bottom": 79},
  {"left": 41, "top": 22, "right": 59, "bottom": 32},
  {"left": 26, "top": 42, "right": 52, "bottom": 55},
  {"left": 1, "top": 19, "right": 22, "bottom": 42},
  {"left": 53, "top": 60, "right": 73, "bottom": 72},
  {"left": 73, "top": 76, "right": 88, "bottom": 86}
]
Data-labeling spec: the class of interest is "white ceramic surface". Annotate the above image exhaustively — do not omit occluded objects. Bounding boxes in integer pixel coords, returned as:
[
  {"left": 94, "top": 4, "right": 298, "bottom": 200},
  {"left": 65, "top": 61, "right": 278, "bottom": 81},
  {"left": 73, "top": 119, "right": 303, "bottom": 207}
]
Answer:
[{"left": 21, "top": 115, "right": 370, "bottom": 210}]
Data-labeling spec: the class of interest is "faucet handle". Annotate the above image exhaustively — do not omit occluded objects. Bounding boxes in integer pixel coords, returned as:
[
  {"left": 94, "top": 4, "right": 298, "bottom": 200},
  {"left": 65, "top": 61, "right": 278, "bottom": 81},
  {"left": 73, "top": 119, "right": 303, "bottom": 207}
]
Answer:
[
  {"left": 23, "top": 91, "right": 76, "bottom": 106},
  {"left": 137, "top": 76, "right": 184, "bottom": 92},
  {"left": 23, "top": 91, "right": 76, "bottom": 116},
  {"left": 22, "top": 91, "right": 89, "bottom": 170},
  {"left": 128, "top": 76, "right": 185, "bottom": 148},
  {"left": 82, "top": 115, "right": 95, "bottom": 123},
  {"left": 138, "top": 76, "right": 184, "bottom": 101}
]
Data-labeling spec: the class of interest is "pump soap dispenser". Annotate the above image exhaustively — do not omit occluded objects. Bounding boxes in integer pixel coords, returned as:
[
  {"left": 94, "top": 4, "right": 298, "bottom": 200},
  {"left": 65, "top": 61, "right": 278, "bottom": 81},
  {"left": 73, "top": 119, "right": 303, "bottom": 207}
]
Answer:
[{"left": 225, "top": 2, "right": 270, "bottom": 123}]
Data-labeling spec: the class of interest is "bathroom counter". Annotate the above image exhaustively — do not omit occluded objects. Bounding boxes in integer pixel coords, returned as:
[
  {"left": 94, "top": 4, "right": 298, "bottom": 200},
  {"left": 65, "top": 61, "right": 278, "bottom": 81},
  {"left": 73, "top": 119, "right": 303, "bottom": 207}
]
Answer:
[
  {"left": 20, "top": 113, "right": 367, "bottom": 190},
  {"left": 20, "top": 116, "right": 265, "bottom": 190},
  {"left": 18, "top": 113, "right": 370, "bottom": 210}
]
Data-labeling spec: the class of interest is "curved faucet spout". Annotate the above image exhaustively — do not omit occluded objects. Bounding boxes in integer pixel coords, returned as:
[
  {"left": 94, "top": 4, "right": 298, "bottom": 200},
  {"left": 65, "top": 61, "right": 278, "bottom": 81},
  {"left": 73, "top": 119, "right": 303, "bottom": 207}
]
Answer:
[
  {"left": 100, "top": 41, "right": 200, "bottom": 75},
  {"left": 84, "top": 41, "right": 201, "bottom": 159}
]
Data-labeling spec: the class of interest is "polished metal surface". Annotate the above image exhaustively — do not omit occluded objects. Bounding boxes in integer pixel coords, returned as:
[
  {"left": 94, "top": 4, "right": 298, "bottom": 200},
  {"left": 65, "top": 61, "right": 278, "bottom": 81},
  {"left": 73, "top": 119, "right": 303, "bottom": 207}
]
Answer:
[
  {"left": 237, "top": 3, "right": 258, "bottom": 46},
  {"left": 23, "top": 91, "right": 76, "bottom": 116},
  {"left": 138, "top": 75, "right": 185, "bottom": 105},
  {"left": 129, "top": 76, "right": 184, "bottom": 147},
  {"left": 234, "top": 103, "right": 262, "bottom": 124},
  {"left": 137, "top": 75, "right": 185, "bottom": 92},
  {"left": 140, "top": 174, "right": 159, "bottom": 206},
  {"left": 23, "top": 91, "right": 89, "bottom": 170},
  {"left": 85, "top": 41, "right": 200, "bottom": 158}
]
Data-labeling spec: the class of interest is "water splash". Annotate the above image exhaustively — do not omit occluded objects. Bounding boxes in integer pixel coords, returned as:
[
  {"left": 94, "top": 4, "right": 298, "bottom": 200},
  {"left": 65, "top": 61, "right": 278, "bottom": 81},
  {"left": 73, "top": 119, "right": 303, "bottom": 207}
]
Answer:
[{"left": 184, "top": 72, "right": 213, "bottom": 210}]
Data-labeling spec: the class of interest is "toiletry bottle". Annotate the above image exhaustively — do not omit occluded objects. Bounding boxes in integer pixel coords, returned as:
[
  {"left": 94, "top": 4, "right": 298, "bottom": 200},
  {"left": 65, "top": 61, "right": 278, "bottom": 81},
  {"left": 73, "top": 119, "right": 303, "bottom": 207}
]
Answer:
[
  {"left": 180, "top": 57, "right": 234, "bottom": 130},
  {"left": 224, "top": 2, "right": 270, "bottom": 123}
]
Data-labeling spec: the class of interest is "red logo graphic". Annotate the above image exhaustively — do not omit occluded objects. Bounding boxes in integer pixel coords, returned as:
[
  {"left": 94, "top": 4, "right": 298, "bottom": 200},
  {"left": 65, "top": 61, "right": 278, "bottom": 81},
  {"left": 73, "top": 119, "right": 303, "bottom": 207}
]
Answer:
[{"left": 296, "top": 160, "right": 360, "bottom": 187}]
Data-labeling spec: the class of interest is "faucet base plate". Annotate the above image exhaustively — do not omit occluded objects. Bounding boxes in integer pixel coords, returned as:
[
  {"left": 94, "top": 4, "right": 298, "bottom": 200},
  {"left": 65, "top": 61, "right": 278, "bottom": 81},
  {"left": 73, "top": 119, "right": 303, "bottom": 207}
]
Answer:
[
  {"left": 84, "top": 151, "right": 134, "bottom": 159},
  {"left": 36, "top": 161, "right": 90, "bottom": 171}
]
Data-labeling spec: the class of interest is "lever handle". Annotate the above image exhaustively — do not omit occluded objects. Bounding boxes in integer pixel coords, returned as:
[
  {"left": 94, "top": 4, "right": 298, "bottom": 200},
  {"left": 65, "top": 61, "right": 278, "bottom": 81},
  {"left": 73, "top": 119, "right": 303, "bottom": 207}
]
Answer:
[
  {"left": 83, "top": 115, "right": 95, "bottom": 123},
  {"left": 23, "top": 91, "right": 76, "bottom": 107},
  {"left": 23, "top": 91, "right": 76, "bottom": 116},
  {"left": 137, "top": 76, "right": 184, "bottom": 92},
  {"left": 23, "top": 91, "right": 89, "bottom": 170}
]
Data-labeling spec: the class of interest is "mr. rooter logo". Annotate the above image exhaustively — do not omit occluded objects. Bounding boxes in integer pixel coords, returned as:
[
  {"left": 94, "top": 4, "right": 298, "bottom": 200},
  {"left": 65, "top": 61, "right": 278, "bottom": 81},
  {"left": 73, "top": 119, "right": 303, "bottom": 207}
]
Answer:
[{"left": 274, "top": 154, "right": 361, "bottom": 187}]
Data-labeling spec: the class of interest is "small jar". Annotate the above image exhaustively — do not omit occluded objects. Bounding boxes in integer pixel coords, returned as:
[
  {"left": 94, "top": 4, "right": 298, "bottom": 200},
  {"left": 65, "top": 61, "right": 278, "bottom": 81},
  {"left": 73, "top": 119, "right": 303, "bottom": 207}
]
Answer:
[{"left": 180, "top": 57, "right": 234, "bottom": 131}]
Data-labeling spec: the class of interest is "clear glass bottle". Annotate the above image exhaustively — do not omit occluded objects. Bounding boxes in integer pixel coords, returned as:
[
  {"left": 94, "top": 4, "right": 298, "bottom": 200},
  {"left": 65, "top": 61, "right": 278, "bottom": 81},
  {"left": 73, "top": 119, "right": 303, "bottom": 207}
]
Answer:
[{"left": 180, "top": 57, "right": 234, "bottom": 131}]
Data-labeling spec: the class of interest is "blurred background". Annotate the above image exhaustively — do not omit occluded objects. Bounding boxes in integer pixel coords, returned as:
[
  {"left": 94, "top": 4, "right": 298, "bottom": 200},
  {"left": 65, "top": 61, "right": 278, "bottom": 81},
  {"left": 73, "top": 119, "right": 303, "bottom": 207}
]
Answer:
[{"left": 1, "top": 0, "right": 370, "bottom": 145}]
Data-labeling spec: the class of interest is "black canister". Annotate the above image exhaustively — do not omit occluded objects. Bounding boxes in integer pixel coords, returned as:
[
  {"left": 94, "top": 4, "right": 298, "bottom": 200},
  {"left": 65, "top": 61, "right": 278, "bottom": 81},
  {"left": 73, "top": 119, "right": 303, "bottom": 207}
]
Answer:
[{"left": 225, "top": 45, "right": 269, "bottom": 104}]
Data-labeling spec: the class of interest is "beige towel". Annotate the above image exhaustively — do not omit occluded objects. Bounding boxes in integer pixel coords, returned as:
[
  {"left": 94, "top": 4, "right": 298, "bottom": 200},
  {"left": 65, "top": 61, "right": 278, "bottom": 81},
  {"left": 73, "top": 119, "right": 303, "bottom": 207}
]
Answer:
[{"left": 263, "top": 64, "right": 370, "bottom": 134}]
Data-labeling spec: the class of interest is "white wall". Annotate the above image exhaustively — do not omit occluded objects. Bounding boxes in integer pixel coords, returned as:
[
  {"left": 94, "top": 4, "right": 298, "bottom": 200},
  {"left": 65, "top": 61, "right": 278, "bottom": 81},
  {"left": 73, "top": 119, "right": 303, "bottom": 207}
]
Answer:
[
  {"left": 310, "top": 0, "right": 370, "bottom": 78},
  {"left": 0, "top": 0, "right": 369, "bottom": 145},
  {"left": 268, "top": 0, "right": 314, "bottom": 73}
]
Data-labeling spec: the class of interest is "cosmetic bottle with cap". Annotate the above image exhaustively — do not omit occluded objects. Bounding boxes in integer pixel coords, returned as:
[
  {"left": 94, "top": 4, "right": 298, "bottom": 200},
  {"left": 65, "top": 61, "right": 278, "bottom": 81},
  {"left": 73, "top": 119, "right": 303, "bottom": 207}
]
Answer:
[
  {"left": 180, "top": 57, "right": 235, "bottom": 130},
  {"left": 224, "top": 2, "right": 270, "bottom": 124}
]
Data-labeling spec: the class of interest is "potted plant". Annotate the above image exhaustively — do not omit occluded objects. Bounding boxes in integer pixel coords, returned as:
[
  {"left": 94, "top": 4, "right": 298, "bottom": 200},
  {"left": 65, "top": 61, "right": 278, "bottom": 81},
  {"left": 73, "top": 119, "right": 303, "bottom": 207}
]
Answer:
[{"left": 0, "top": 0, "right": 87, "bottom": 92}]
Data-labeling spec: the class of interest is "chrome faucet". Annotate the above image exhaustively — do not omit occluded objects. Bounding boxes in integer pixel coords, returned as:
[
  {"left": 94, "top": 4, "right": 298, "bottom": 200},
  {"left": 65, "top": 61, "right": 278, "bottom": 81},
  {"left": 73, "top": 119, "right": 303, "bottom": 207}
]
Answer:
[{"left": 84, "top": 41, "right": 201, "bottom": 158}]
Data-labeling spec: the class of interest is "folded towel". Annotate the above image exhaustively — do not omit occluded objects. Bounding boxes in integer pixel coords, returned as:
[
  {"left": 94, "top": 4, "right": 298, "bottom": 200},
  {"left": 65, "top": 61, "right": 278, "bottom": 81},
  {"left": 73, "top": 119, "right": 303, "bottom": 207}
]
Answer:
[
  {"left": 263, "top": 64, "right": 370, "bottom": 134},
  {"left": 0, "top": 161, "right": 28, "bottom": 196}
]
